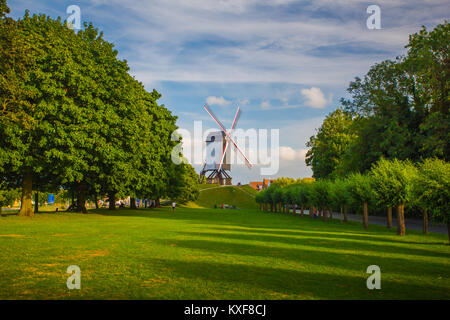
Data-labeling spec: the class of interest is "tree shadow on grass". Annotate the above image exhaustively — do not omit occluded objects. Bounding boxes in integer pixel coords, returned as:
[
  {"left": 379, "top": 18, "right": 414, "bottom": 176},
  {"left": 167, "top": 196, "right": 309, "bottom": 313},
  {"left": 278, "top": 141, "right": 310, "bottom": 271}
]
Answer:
[
  {"left": 95, "top": 209, "right": 448, "bottom": 246},
  {"left": 144, "top": 257, "right": 449, "bottom": 299},
  {"left": 205, "top": 226, "right": 450, "bottom": 249},
  {"left": 159, "top": 237, "right": 450, "bottom": 278}
]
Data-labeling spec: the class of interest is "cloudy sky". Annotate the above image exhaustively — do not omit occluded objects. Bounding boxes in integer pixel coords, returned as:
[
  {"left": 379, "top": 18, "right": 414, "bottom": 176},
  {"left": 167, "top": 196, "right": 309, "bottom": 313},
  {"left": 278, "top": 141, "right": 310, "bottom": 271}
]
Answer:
[{"left": 8, "top": 0, "right": 449, "bottom": 183}]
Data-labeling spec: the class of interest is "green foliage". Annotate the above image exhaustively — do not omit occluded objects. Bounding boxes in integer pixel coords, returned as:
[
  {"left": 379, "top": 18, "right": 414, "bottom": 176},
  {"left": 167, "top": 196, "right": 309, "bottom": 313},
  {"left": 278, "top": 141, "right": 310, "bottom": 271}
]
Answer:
[
  {"left": 305, "top": 108, "right": 356, "bottom": 179},
  {"left": 345, "top": 173, "right": 373, "bottom": 207},
  {"left": 307, "top": 22, "right": 449, "bottom": 179},
  {"left": 309, "top": 180, "right": 331, "bottom": 209},
  {"left": 412, "top": 158, "right": 450, "bottom": 223},
  {"left": 169, "top": 163, "right": 200, "bottom": 203},
  {"left": 0, "top": 6, "right": 191, "bottom": 209},
  {"left": 0, "top": 184, "right": 19, "bottom": 209},
  {"left": 370, "top": 158, "right": 418, "bottom": 208},
  {"left": 328, "top": 179, "right": 351, "bottom": 209},
  {"left": 294, "top": 183, "right": 312, "bottom": 208}
]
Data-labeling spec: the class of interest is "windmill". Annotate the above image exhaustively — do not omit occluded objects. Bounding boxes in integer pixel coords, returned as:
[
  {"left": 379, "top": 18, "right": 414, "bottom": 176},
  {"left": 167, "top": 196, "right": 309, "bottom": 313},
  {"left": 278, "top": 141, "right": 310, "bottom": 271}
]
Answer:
[{"left": 199, "top": 104, "right": 252, "bottom": 185}]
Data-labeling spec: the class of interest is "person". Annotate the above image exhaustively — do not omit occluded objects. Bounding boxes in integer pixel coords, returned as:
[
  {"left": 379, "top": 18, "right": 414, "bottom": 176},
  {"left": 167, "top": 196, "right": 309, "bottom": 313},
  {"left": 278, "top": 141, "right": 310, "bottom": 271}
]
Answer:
[{"left": 172, "top": 202, "right": 176, "bottom": 211}]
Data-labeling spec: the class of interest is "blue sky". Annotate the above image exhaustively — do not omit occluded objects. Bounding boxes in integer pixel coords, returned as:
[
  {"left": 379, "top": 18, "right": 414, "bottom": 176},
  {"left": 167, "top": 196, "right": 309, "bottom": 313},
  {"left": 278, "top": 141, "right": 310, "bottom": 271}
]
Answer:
[{"left": 7, "top": 0, "right": 449, "bottom": 183}]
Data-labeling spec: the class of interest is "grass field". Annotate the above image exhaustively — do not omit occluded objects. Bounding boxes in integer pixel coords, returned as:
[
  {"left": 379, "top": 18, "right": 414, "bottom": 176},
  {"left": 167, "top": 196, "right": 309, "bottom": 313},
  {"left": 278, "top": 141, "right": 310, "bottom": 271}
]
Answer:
[
  {"left": 0, "top": 207, "right": 449, "bottom": 299},
  {"left": 193, "top": 185, "right": 258, "bottom": 209}
]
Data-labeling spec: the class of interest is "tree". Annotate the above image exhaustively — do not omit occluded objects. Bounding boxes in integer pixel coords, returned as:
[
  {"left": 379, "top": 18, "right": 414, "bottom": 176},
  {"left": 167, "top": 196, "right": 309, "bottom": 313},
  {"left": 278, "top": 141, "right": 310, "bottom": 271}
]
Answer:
[
  {"left": 293, "top": 183, "right": 311, "bottom": 218},
  {"left": 268, "top": 186, "right": 283, "bottom": 213},
  {"left": 305, "top": 108, "right": 356, "bottom": 179},
  {"left": 347, "top": 173, "right": 373, "bottom": 229},
  {"left": 329, "top": 179, "right": 351, "bottom": 224},
  {"left": 370, "top": 159, "right": 418, "bottom": 235},
  {"left": 1, "top": 7, "right": 182, "bottom": 216},
  {"left": 412, "top": 158, "right": 450, "bottom": 242},
  {"left": 310, "top": 180, "right": 331, "bottom": 222},
  {"left": 168, "top": 162, "right": 200, "bottom": 203}
]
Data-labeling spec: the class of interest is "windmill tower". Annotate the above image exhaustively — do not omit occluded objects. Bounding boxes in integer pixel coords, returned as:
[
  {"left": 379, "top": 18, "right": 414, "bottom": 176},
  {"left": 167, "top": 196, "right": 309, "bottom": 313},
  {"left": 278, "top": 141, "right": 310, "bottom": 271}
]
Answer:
[
  {"left": 199, "top": 105, "right": 252, "bottom": 185},
  {"left": 199, "top": 131, "right": 232, "bottom": 185}
]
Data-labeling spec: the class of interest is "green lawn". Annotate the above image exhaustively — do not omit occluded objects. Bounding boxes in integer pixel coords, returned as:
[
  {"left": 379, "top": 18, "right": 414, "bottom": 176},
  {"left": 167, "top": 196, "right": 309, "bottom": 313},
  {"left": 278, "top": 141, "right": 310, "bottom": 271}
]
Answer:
[
  {"left": 194, "top": 185, "right": 258, "bottom": 209},
  {"left": 0, "top": 207, "right": 449, "bottom": 299}
]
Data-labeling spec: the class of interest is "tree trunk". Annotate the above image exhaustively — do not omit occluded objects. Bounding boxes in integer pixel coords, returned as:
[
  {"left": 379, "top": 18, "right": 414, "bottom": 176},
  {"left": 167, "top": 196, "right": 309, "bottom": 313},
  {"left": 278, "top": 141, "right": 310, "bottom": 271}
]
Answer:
[
  {"left": 270, "top": 203, "right": 273, "bottom": 212},
  {"left": 94, "top": 194, "right": 98, "bottom": 209},
  {"left": 76, "top": 182, "right": 87, "bottom": 213},
  {"left": 344, "top": 205, "right": 348, "bottom": 222},
  {"left": 301, "top": 206, "right": 304, "bottom": 218},
  {"left": 387, "top": 207, "right": 392, "bottom": 229},
  {"left": 329, "top": 209, "right": 333, "bottom": 219},
  {"left": 34, "top": 190, "right": 39, "bottom": 213},
  {"left": 423, "top": 209, "right": 428, "bottom": 234},
  {"left": 130, "top": 197, "right": 137, "bottom": 209},
  {"left": 397, "top": 204, "right": 405, "bottom": 236},
  {"left": 340, "top": 205, "right": 343, "bottom": 224},
  {"left": 401, "top": 204, "right": 406, "bottom": 235},
  {"left": 156, "top": 198, "right": 161, "bottom": 207},
  {"left": 363, "top": 201, "right": 369, "bottom": 229},
  {"left": 18, "top": 169, "right": 33, "bottom": 217},
  {"left": 323, "top": 208, "right": 328, "bottom": 222},
  {"left": 310, "top": 207, "right": 314, "bottom": 219},
  {"left": 108, "top": 192, "right": 116, "bottom": 210}
]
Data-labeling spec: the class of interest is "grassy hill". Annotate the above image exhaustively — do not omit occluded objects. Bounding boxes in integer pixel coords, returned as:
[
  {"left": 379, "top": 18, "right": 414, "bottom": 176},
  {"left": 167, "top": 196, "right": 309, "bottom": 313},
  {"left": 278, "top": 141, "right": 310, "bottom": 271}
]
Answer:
[{"left": 190, "top": 185, "right": 258, "bottom": 209}]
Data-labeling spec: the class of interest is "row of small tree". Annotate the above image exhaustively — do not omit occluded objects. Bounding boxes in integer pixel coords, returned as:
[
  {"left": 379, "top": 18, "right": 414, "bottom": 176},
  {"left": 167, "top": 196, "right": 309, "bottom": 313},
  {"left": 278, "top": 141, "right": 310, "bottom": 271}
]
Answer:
[
  {"left": 255, "top": 158, "right": 450, "bottom": 242},
  {"left": 0, "top": 2, "right": 199, "bottom": 216}
]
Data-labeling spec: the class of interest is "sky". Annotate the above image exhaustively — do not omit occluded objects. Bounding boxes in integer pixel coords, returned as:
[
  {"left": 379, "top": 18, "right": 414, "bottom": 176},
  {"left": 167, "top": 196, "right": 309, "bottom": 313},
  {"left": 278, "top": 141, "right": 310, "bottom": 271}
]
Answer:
[{"left": 7, "top": 0, "right": 449, "bottom": 184}]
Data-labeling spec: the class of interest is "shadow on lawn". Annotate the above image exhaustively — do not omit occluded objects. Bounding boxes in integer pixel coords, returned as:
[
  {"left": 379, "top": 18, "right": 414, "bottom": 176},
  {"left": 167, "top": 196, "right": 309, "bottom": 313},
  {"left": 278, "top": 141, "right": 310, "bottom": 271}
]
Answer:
[
  {"left": 205, "top": 226, "right": 450, "bottom": 249},
  {"left": 96, "top": 208, "right": 447, "bottom": 245},
  {"left": 178, "top": 230, "right": 450, "bottom": 260},
  {"left": 94, "top": 208, "right": 448, "bottom": 247},
  {"left": 159, "top": 236, "right": 449, "bottom": 277},
  {"left": 145, "top": 257, "right": 449, "bottom": 299}
]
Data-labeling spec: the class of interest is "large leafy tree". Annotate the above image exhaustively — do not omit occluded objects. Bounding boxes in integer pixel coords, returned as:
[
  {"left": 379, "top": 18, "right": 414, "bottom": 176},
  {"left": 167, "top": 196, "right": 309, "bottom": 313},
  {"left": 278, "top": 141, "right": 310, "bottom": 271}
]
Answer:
[
  {"left": 307, "top": 22, "right": 449, "bottom": 178},
  {"left": 1, "top": 3, "right": 182, "bottom": 215},
  {"left": 0, "top": 12, "right": 89, "bottom": 216},
  {"left": 406, "top": 23, "right": 449, "bottom": 160},
  {"left": 340, "top": 59, "right": 424, "bottom": 173},
  {"left": 306, "top": 108, "right": 356, "bottom": 179}
]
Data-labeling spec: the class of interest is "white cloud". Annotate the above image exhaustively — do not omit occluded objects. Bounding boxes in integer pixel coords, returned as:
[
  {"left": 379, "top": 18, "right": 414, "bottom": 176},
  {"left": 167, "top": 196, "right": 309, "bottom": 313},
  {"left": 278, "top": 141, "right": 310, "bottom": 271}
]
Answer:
[
  {"left": 98, "top": 0, "right": 448, "bottom": 87},
  {"left": 238, "top": 98, "right": 250, "bottom": 106},
  {"left": 300, "top": 87, "right": 330, "bottom": 109},
  {"left": 206, "top": 96, "right": 231, "bottom": 106},
  {"left": 279, "top": 146, "right": 307, "bottom": 161},
  {"left": 261, "top": 100, "right": 271, "bottom": 109}
]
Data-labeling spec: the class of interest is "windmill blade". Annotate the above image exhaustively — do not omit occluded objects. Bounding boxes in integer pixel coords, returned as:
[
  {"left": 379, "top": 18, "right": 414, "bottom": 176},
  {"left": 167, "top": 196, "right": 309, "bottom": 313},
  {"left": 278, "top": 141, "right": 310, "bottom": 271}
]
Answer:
[
  {"left": 204, "top": 104, "right": 252, "bottom": 168},
  {"left": 227, "top": 135, "right": 252, "bottom": 168},
  {"left": 218, "top": 106, "right": 240, "bottom": 171},
  {"left": 204, "top": 104, "right": 227, "bottom": 133}
]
